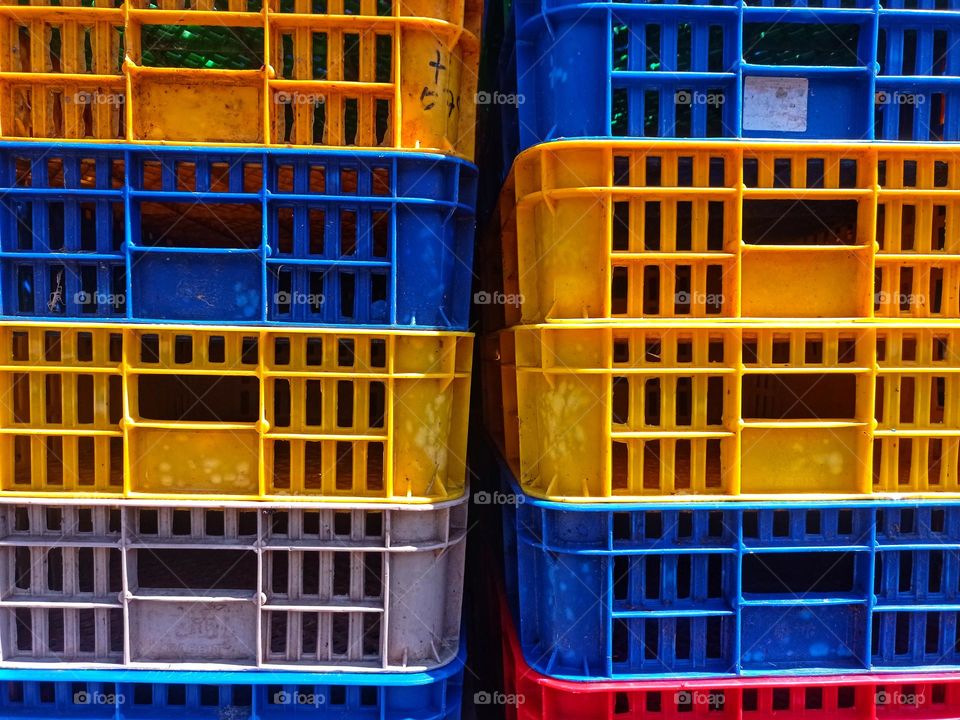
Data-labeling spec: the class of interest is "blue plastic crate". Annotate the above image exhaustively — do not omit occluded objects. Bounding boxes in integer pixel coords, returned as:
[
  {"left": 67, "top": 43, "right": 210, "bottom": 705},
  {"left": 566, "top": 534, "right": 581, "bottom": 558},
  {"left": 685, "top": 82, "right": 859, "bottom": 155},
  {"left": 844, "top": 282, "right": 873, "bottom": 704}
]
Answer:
[
  {"left": 0, "top": 144, "right": 477, "bottom": 329},
  {"left": 507, "top": 0, "right": 960, "bottom": 148},
  {"left": 497, "top": 456, "right": 960, "bottom": 680},
  {"left": 0, "top": 641, "right": 464, "bottom": 719}
]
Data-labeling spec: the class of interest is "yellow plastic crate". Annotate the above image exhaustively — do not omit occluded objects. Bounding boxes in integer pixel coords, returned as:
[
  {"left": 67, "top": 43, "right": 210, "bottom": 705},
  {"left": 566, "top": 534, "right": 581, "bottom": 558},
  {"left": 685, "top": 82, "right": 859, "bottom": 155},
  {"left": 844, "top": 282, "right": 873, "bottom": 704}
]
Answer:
[
  {"left": 0, "top": 0, "right": 480, "bottom": 158},
  {"left": 0, "top": 322, "right": 471, "bottom": 502},
  {"left": 498, "top": 140, "right": 960, "bottom": 325},
  {"left": 491, "top": 320, "right": 960, "bottom": 502}
]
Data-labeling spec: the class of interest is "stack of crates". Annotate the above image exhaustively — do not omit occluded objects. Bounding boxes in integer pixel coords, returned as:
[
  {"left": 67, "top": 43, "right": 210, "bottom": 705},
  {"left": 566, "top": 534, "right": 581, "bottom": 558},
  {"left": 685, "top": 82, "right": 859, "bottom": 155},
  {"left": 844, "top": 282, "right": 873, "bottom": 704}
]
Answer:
[
  {"left": 483, "top": 0, "right": 960, "bottom": 718},
  {"left": 0, "top": 1, "right": 480, "bottom": 717}
]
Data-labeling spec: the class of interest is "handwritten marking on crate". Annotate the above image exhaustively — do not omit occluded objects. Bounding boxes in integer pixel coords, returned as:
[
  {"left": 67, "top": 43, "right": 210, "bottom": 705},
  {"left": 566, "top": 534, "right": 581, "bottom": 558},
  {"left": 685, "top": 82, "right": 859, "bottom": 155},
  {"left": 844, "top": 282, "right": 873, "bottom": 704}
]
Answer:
[{"left": 0, "top": 2, "right": 481, "bottom": 157}]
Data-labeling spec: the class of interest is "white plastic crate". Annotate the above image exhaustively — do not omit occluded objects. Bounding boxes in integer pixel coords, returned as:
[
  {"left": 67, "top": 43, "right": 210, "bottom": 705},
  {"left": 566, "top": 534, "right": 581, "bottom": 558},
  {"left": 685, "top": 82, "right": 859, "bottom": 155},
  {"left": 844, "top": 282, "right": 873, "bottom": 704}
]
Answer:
[{"left": 0, "top": 496, "right": 466, "bottom": 672}]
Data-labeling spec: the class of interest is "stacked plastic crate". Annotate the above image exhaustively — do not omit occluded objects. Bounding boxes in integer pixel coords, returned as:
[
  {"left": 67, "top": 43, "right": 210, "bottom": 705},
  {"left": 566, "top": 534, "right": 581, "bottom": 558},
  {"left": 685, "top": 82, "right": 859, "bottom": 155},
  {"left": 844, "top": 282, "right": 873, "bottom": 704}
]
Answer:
[
  {"left": 485, "top": 1, "right": 960, "bottom": 718},
  {"left": 0, "top": 1, "right": 479, "bottom": 718}
]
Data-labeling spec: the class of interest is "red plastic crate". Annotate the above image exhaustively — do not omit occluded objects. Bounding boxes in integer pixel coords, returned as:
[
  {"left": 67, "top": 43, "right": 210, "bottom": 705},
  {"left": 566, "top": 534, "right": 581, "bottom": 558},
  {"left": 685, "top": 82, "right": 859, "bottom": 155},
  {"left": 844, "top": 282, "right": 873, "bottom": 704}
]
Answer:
[{"left": 499, "top": 592, "right": 960, "bottom": 720}]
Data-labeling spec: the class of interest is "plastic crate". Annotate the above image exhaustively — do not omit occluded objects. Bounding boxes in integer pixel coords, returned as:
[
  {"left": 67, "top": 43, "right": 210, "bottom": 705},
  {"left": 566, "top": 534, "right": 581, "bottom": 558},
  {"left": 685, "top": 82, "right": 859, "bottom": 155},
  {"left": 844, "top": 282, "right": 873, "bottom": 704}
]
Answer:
[
  {"left": 507, "top": 0, "right": 960, "bottom": 147},
  {"left": 0, "top": 642, "right": 464, "bottom": 718},
  {"left": 0, "top": 322, "right": 471, "bottom": 502},
  {"left": 0, "top": 495, "right": 465, "bottom": 671},
  {"left": 498, "top": 460, "right": 960, "bottom": 680},
  {"left": 0, "top": 0, "right": 481, "bottom": 159},
  {"left": 500, "top": 595, "right": 960, "bottom": 719},
  {"left": 0, "top": 144, "right": 477, "bottom": 329},
  {"left": 492, "top": 320, "right": 960, "bottom": 501},
  {"left": 495, "top": 140, "right": 960, "bottom": 326}
]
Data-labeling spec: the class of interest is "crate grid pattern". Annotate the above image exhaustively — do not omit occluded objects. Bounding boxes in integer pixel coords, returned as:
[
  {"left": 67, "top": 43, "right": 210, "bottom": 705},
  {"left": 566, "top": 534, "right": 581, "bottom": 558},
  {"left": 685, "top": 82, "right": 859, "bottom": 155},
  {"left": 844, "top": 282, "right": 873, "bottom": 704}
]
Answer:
[
  {"left": 0, "top": 0, "right": 481, "bottom": 157},
  {"left": 510, "top": 0, "right": 960, "bottom": 146},
  {"left": 501, "top": 141, "right": 960, "bottom": 326},
  {"left": 0, "top": 323, "right": 471, "bottom": 502},
  {"left": 0, "top": 145, "right": 477, "bottom": 328},
  {"left": 0, "top": 498, "right": 466, "bottom": 671},
  {"left": 499, "top": 591, "right": 960, "bottom": 720},
  {"left": 503, "top": 482, "right": 960, "bottom": 679},
  {"left": 494, "top": 321, "right": 960, "bottom": 500}
]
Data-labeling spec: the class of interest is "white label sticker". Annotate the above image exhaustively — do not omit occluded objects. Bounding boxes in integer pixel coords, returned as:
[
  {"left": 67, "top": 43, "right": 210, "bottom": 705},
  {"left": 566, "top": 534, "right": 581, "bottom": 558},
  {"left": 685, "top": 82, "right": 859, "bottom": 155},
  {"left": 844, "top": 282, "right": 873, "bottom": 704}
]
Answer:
[{"left": 742, "top": 77, "right": 809, "bottom": 133}]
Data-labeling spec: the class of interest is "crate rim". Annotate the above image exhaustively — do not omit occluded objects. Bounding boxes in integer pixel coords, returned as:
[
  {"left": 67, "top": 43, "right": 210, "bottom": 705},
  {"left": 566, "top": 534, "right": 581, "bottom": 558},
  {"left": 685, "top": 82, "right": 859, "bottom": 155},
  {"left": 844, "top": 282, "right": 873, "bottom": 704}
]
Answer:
[
  {"left": 506, "top": 138, "right": 960, "bottom": 189},
  {"left": 0, "top": 492, "right": 468, "bottom": 504},
  {"left": 0, "top": 320, "right": 473, "bottom": 339},
  {"left": 508, "top": 137, "right": 960, "bottom": 179},
  {"left": 0, "top": 488, "right": 470, "bottom": 511},
  {"left": 506, "top": 319, "right": 960, "bottom": 330},
  {"left": 0, "top": 140, "right": 479, "bottom": 171},
  {"left": 0, "top": 320, "right": 471, "bottom": 330},
  {"left": 0, "top": 5, "right": 481, "bottom": 33},
  {"left": 0, "top": 636, "right": 465, "bottom": 685},
  {"left": 495, "top": 445, "right": 960, "bottom": 511},
  {"left": 513, "top": 0, "right": 960, "bottom": 27}
]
